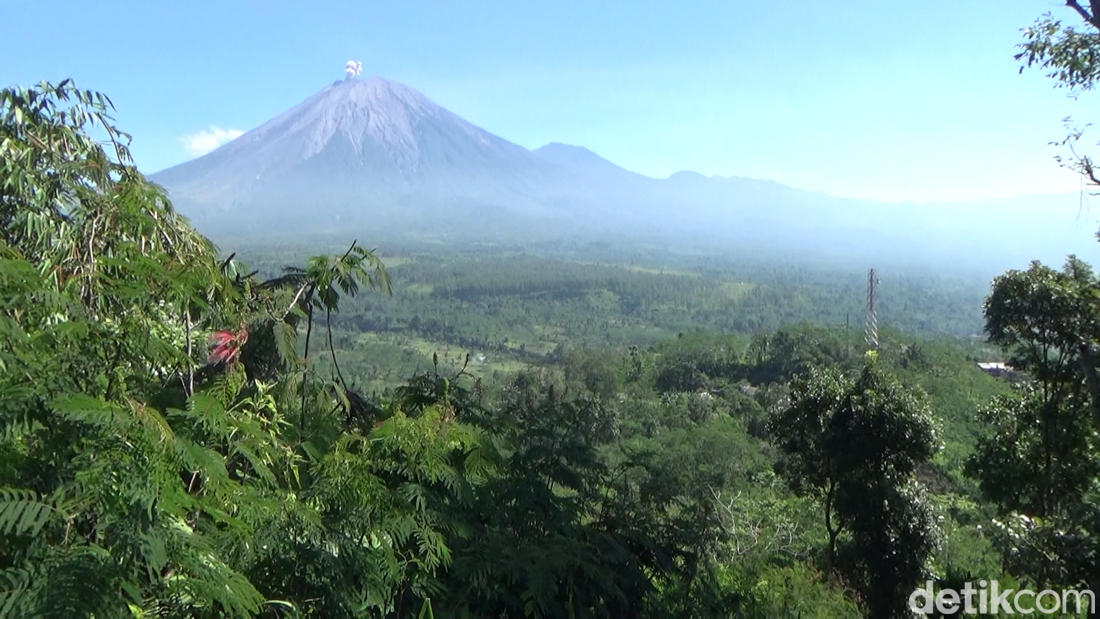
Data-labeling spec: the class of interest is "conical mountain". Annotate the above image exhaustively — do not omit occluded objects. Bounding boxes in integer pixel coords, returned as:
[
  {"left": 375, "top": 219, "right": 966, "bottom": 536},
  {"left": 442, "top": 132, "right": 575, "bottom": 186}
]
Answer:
[
  {"left": 152, "top": 76, "right": 594, "bottom": 235},
  {"left": 151, "top": 76, "right": 1096, "bottom": 274},
  {"left": 150, "top": 75, "right": 859, "bottom": 241}
]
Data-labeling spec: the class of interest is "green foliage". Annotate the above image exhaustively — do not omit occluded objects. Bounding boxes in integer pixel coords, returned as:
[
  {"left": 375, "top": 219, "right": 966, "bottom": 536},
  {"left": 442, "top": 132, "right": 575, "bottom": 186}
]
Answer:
[
  {"left": 233, "top": 245, "right": 991, "bottom": 396},
  {"left": 0, "top": 489, "right": 61, "bottom": 537},
  {"left": 1018, "top": 11, "right": 1100, "bottom": 92},
  {"left": 768, "top": 361, "right": 939, "bottom": 618},
  {"left": 968, "top": 386, "right": 1099, "bottom": 519},
  {"left": 967, "top": 253, "right": 1100, "bottom": 594},
  {"left": 8, "top": 75, "right": 1096, "bottom": 618},
  {"left": 713, "top": 560, "right": 860, "bottom": 618},
  {"left": 0, "top": 80, "right": 471, "bottom": 618},
  {"left": 974, "top": 9, "right": 1100, "bottom": 595},
  {"left": 1017, "top": 5, "right": 1100, "bottom": 226},
  {"left": 984, "top": 258, "right": 1099, "bottom": 384}
]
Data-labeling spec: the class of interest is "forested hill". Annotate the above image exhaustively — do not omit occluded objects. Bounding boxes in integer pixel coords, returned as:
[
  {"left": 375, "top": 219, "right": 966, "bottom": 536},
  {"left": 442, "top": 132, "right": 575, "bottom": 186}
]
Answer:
[{"left": 4, "top": 81, "right": 1100, "bottom": 618}]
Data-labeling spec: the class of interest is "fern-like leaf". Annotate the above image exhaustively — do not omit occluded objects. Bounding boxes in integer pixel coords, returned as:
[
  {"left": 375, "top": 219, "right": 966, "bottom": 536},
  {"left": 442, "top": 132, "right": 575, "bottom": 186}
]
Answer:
[
  {"left": 272, "top": 320, "right": 300, "bottom": 370},
  {"left": 0, "top": 488, "right": 59, "bottom": 537},
  {"left": 0, "top": 565, "right": 32, "bottom": 619}
]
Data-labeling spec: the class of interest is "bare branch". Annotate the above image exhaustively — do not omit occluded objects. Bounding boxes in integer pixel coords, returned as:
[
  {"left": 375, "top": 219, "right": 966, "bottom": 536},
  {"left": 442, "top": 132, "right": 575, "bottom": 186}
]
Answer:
[
  {"left": 340, "top": 239, "right": 358, "bottom": 261},
  {"left": 1068, "top": 0, "right": 1100, "bottom": 28},
  {"left": 280, "top": 282, "right": 311, "bottom": 321}
]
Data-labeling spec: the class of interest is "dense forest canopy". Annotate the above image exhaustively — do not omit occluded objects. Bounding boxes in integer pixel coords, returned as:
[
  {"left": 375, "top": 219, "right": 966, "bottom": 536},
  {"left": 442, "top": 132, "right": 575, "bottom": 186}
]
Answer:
[{"left": 3, "top": 3, "right": 1100, "bottom": 617}]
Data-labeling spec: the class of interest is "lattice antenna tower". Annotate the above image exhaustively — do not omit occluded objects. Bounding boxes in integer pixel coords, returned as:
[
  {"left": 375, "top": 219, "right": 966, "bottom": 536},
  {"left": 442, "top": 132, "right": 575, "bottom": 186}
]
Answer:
[{"left": 866, "top": 268, "right": 880, "bottom": 350}]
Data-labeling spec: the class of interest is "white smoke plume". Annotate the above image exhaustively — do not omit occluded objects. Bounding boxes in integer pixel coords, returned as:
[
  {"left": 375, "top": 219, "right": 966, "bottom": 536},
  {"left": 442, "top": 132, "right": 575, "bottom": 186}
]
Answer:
[
  {"left": 180, "top": 126, "right": 244, "bottom": 157},
  {"left": 345, "top": 60, "right": 363, "bottom": 79}
]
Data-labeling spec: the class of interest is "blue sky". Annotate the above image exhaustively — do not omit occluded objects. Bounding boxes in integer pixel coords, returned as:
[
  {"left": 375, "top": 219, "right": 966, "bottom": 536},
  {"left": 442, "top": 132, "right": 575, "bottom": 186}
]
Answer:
[{"left": 1, "top": 0, "right": 1093, "bottom": 202}]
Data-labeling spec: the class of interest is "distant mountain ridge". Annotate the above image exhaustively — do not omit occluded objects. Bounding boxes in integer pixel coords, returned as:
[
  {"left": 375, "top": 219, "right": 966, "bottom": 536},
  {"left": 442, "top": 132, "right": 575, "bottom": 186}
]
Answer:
[{"left": 151, "top": 76, "right": 1099, "bottom": 274}]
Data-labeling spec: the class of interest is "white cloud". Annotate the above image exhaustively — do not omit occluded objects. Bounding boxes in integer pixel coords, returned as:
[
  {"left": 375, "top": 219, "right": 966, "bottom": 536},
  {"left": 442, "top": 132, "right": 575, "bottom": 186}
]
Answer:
[{"left": 180, "top": 126, "right": 244, "bottom": 156}]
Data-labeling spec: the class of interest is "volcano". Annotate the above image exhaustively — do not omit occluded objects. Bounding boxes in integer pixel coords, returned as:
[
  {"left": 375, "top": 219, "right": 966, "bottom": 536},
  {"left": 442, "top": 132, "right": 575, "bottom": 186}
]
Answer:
[
  {"left": 151, "top": 76, "right": 639, "bottom": 237},
  {"left": 151, "top": 76, "right": 1097, "bottom": 274}
]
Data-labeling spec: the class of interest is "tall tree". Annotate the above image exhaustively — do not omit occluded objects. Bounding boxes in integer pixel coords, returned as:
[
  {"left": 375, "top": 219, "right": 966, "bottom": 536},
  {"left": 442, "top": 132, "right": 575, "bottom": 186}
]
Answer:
[
  {"left": 767, "top": 355, "right": 938, "bottom": 618},
  {"left": 970, "top": 256, "right": 1100, "bottom": 595},
  {"left": 261, "top": 242, "right": 391, "bottom": 429}
]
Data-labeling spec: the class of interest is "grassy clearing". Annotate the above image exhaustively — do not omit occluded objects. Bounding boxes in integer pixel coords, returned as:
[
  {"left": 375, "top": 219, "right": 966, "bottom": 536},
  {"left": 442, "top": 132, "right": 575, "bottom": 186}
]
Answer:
[
  {"left": 347, "top": 331, "right": 530, "bottom": 384},
  {"left": 569, "top": 260, "right": 702, "bottom": 278},
  {"left": 379, "top": 256, "right": 413, "bottom": 268},
  {"left": 721, "top": 281, "right": 755, "bottom": 300}
]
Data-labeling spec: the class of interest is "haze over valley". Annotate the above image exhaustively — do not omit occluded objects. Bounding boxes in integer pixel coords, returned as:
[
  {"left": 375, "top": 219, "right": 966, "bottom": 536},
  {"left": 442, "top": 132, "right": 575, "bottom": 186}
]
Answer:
[{"left": 151, "top": 74, "right": 1098, "bottom": 277}]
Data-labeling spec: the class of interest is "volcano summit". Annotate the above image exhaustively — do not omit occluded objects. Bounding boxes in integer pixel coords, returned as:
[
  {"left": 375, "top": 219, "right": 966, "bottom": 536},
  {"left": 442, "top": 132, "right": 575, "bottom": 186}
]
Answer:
[
  {"left": 151, "top": 76, "right": 1094, "bottom": 273},
  {"left": 151, "top": 76, "right": 582, "bottom": 236}
]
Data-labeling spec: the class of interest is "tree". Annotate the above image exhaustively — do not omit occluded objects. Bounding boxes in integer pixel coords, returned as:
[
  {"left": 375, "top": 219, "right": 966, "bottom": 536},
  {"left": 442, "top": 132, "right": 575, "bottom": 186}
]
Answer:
[
  {"left": 1006, "top": 7, "right": 1100, "bottom": 599},
  {"left": 437, "top": 369, "right": 655, "bottom": 618},
  {"left": 767, "top": 356, "right": 938, "bottom": 618},
  {"left": 0, "top": 80, "right": 473, "bottom": 618},
  {"left": 0, "top": 79, "right": 276, "bottom": 616},
  {"left": 1018, "top": 2, "right": 1100, "bottom": 204},
  {"left": 969, "top": 256, "right": 1100, "bottom": 594},
  {"left": 983, "top": 256, "right": 1100, "bottom": 425},
  {"left": 260, "top": 241, "right": 391, "bottom": 429}
]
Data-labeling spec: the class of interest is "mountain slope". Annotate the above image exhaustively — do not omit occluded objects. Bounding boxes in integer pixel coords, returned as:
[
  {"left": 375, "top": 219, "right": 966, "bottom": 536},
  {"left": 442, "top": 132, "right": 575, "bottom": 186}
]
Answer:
[
  {"left": 153, "top": 77, "right": 571, "bottom": 232},
  {"left": 151, "top": 76, "right": 1100, "bottom": 274}
]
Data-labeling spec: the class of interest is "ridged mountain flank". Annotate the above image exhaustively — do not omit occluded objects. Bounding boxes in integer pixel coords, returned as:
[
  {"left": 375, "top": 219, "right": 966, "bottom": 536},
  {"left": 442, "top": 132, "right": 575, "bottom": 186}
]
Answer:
[
  {"left": 151, "top": 76, "right": 1092, "bottom": 273},
  {"left": 152, "top": 76, "right": 572, "bottom": 234}
]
